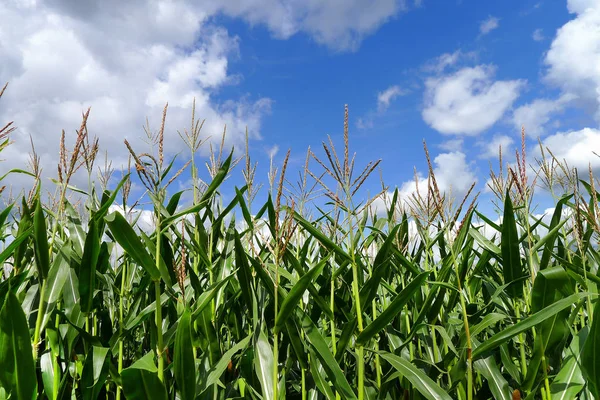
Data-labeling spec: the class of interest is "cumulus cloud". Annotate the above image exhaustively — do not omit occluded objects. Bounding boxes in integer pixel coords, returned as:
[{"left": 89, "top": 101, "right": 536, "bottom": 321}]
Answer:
[
  {"left": 422, "top": 65, "right": 525, "bottom": 135},
  {"left": 377, "top": 85, "right": 405, "bottom": 112},
  {"left": 512, "top": 94, "right": 575, "bottom": 135},
  {"left": 0, "top": 1, "right": 274, "bottom": 194},
  {"left": 479, "top": 16, "right": 500, "bottom": 35},
  {"left": 0, "top": 0, "right": 410, "bottom": 194},
  {"left": 544, "top": 0, "right": 600, "bottom": 120},
  {"left": 534, "top": 127, "right": 600, "bottom": 171},
  {"left": 217, "top": 0, "right": 409, "bottom": 51}
]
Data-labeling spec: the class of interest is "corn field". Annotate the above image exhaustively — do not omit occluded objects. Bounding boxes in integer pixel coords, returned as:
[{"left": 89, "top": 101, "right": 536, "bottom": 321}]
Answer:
[{"left": 1, "top": 84, "right": 600, "bottom": 400}]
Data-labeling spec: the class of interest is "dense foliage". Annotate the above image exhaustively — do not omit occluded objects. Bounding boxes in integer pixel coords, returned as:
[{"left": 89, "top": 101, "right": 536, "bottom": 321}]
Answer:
[{"left": 1, "top": 87, "right": 600, "bottom": 399}]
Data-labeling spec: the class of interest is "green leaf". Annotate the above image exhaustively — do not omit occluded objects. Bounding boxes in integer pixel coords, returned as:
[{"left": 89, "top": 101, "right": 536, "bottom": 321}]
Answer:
[
  {"left": 550, "top": 327, "right": 587, "bottom": 400},
  {"left": 81, "top": 346, "right": 110, "bottom": 400},
  {"left": 308, "top": 349, "right": 336, "bottom": 400},
  {"left": 473, "top": 293, "right": 586, "bottom": 359},
  {"left": 105, "top": 211, "right": 161, "bottom": 281},
  {"left": 469, "top": 227, "right": 501, "bottom": 255},
  {"left": 581, "top": 298, "right": 600, "bottom": 398},
  {"left": 0, "top": 292, "right": 37, "bottom": 400},
  {"left": 254, "top": 330, "right": 275, "bottom": 400},
  {"left": 379, "top": 352, "right": 452, "bottom": 400},
  {"left": 121, "top": 353, "right": 168, "bottom": 400},
  {"left": 234, "top": 231, "right": 253, "bottom": 308},
  {"left": 33, "top": 199, "right": 50, "bottom": 280},
  {"left": 534, "top": 197, "right": 570, "bottom": 269},
  {"left": 301, "top": 312, "right": 357, "bottom": 400},
  {"left": 524, "top": 267, "right": 573, "bottom": 390},
  {"left": 293, "top": 211, "right": 352, "bottom": 263},
  {"left": 94, "top": 174, "right": 130, "bottom": 221},
  {"left": 274, "top": 260, "right": 325, "bottom": 334},
  {"left": 357, "top": 271, "right": 429, "bottom": 346},
  {"left": 173, "top": 309, "right": 196, "bottom": 400},
  {"left": 0, "top": 168, "right": 35, "bottom": 182},
  {"left": 473, "top": 340, "right": 511, "bottom": 400},
  {"left": 0, "top": 226, "right": 32, "bottom": 265},
  {"left": 40, "top": 352, "right": 55, "bottom": 400},
  {"left": 166, "top": 191, "right": 183, "bottom": 215},
  {"left": 191, "top": 275, "right": 233, "bottom": 322},
  {"left": 201, "top": 335, "right": 251, "bottom": 392},
  {"left": 500, "top": 191, "right": 525, "bottom": 298},
  {"left": 44, "top": 248, "right": 70, "bottom": 304},
  {"left": 79, "top": 218, "right": 101, "bottom": 313},
  {"left": 199, "top": 150, "right": 233, "bottom": 205}
]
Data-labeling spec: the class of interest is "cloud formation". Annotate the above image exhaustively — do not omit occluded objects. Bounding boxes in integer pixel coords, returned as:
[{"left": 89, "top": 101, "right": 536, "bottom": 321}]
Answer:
[
  {"left": 377, "top": 85, "right": 405, "bottom": 112},
  {"left": 512, "top": 94, "right": 575, "bottom": 136},
  {"left": 545, "top": 0, "right": 600, "bottom": 120},
  {"left": 479, "top": 16, "right": 500, "bottom": 35},
  {"left": 0, "top": 0, "right": 408, "bottom": 194},
  {"left": 422, "top": 65, "right": 525, "bottom": 135}
]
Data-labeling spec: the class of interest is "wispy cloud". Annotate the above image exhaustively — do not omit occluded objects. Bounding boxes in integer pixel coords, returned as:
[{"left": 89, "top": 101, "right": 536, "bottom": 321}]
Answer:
[
  {"left": 424, "top": 50, "right": 477, "bottom": 73},
  {"left": 377, "top": 85, "right": 406, "bottom": 112},
  {"left": 479, "top": 16, "right": 500, "bottom": 35},
  {"left": 532, "top": 28, "right": 545, "bottom": 41}
]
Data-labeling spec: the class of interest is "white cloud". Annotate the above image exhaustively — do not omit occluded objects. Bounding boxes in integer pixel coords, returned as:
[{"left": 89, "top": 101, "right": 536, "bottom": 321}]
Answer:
[
  {"left": 0, "top": 0, "right": 410, "bottom": 194},
  {"left": 438, "top": 138, "right": 464, "bottom": 152},
  {"left": 545, "top": 0, "right": 600, "bottom": 120},
  {"left": 0, "top": 1, "right": 276, "bottom": 194},
  {"left": 424, "top": 50, "right": 477, "bottom": 73},
  {"left": 534, "top": 127, "right": 600, "bottom": 171},
  {"left": 532, "top": 28, "right": 545, "bottom": 41},
  {"left": 377, "top": 85, "right": 405, "bottom": 112},
  {"left": 217, "top": 0, "right": 409, "bottom": 51},
  {"left": 512, "top": 94, "right": 575, "bottom": 136},
  {"left": 480, "top": 16, "right": 500, "bottom": 35},
  {"left": 479, "top": 135, "right": 514, "bottom": 159},
  {"left": 567, "top": 0, "right": 600, "bottom": 14},
  {"left": 422, "top": 65, "right": 525, "bottom": 135}
]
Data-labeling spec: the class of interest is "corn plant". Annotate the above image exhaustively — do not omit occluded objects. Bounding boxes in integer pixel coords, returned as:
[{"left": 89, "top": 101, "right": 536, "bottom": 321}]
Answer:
[{"left": 1, "top": 86, "right": 600, "bottom": 400}]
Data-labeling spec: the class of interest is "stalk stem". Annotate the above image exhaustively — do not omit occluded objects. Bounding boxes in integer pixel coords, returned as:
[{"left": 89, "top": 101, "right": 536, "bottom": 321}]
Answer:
[
  {"left": 32, "top": 280, "right": 47, "bottom": 360},
  {"left": 155, "top": 280, "right": 164, "bottom": 381}
]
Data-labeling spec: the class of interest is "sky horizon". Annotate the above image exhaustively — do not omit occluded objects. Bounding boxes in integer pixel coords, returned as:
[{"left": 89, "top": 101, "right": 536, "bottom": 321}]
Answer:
[{"left": 1, "top": 0, "right": 599, "bottom": 218}]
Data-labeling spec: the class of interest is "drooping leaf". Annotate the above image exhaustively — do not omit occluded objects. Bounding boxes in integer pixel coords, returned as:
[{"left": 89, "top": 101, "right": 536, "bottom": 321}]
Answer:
[
  {"left": 274, "top": 260, "right": 325, "bottom": 334},
  {"left": 105, "top": 211, "right": 161, "bottom": 281},
  {"left": 473, "top": 293, "right": 586, "bottom": 359},
  {"left": 301, "top": 312, "right": 357, "bottom": 400},
  {"left": 201, "top": 335, "right": 251, "bottom": 393},
  {"left": 357, "top": 271, "right": 429, "bottom": 346},
  {"left": 379, "top": 352, "right": 452, "bottom": 400},
  {"left": 121, "top": 352, "right": 168, "bottom": 400}
]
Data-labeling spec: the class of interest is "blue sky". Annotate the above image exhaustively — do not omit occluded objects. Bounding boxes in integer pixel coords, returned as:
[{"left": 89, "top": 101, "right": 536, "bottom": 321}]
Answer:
[{"left": 2, "top": 0, "right": 600, "bottom": 217}]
